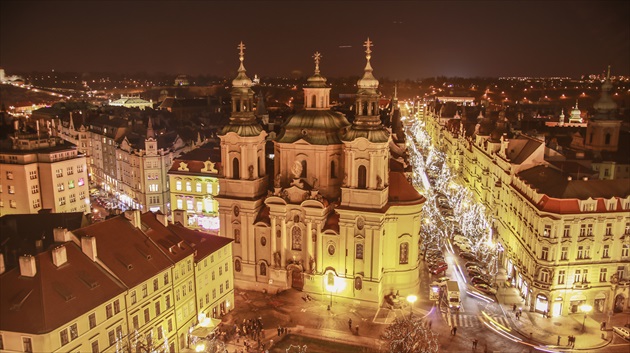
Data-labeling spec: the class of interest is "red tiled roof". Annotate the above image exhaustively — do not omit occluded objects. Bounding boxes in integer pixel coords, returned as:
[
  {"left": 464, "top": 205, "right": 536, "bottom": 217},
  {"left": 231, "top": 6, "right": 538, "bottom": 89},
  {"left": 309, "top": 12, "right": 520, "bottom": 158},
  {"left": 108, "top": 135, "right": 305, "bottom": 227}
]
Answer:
[
  {"left": 166, "top": 224, "right": 233, "bottom": 263},
  {"left": 72, "top": 216, "right": 173, "bottom": 288},
  {"left": 140, "top": 212, "right": 195, "bottom": 262},
  {"left": 0, "top": 242, "right": 126, "bottom": 334},
  {"left": 388, "top": 172, "right": 425, "bottom": 204},
  {"left": 536, "top": 195, "right": 581, "bottom": 213},
  {"left": 168, "top": 146, "right": 222, "bottom": 176}
]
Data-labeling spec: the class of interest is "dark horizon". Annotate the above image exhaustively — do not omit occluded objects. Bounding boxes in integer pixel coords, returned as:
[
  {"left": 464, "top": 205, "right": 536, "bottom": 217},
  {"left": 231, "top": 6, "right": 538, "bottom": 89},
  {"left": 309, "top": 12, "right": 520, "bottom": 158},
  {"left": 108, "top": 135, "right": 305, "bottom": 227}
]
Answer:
[{"left": 1, "top": 1, "right": 629, "bottom": 79}]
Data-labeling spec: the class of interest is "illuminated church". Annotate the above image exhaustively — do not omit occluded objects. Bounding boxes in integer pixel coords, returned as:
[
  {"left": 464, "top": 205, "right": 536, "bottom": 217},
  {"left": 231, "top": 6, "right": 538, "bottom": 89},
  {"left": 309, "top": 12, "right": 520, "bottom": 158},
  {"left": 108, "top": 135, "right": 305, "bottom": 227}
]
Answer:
[{"left": 215, "top": 40, "right": 425, "bottom": 305}]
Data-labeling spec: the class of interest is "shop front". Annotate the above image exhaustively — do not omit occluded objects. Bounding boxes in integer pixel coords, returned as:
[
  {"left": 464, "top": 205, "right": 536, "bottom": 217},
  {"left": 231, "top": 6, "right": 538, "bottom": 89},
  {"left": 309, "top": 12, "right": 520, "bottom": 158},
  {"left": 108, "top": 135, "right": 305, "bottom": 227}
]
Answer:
[
  {"left": 552, "top": 296, "right": 563, "bottom": 317},
  {"left": 569, "top": 294, "right": 587, "bottom": 314},
  {"left": 594, "top": 292, "right": 606, "bottom": 313},
  {"left": 535, "top": 293, "right": 549, "bottom": 313}
]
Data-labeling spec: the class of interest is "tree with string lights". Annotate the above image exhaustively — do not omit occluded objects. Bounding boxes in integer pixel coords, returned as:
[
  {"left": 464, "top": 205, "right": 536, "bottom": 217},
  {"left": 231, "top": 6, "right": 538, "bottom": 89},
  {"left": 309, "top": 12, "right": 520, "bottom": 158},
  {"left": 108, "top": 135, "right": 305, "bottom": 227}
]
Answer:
[{"left": 382, "top": 316, "right": 440, "bottom": 353}]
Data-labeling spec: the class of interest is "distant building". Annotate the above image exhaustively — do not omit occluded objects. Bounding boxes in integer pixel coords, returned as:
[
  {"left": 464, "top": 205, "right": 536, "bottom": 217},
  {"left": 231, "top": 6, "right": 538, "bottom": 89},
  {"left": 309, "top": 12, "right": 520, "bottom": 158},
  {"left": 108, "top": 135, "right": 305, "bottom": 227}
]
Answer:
[
  {"left": 108, "top": 94, "right": 153, "bottom": 110},
  {"left": 167, "top": 144, "right": 221, "bottom": 232},
  {"left": 175, "top": 75, "right": 190, "bottom": 86},
  {"left": 0, "top": 132, "right": 90, "bottom": 216}
]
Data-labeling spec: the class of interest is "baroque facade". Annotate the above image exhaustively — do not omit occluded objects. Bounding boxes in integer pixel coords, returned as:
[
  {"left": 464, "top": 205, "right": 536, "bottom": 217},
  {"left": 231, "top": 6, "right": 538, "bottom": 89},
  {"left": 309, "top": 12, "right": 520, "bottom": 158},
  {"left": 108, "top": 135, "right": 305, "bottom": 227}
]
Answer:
[{"left": 215, "top": 41, "right": 425, "bottom": 306}]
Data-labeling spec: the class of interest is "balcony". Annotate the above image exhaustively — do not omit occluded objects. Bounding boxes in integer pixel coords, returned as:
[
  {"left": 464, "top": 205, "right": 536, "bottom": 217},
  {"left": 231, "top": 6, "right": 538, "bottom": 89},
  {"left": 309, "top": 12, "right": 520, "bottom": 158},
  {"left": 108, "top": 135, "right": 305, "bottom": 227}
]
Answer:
[
  {"left": 533, "top": 280, "right": 551, "bottom": 290},
  {"left": 573, "top": 282, "right": 591, "bottom": 290}
]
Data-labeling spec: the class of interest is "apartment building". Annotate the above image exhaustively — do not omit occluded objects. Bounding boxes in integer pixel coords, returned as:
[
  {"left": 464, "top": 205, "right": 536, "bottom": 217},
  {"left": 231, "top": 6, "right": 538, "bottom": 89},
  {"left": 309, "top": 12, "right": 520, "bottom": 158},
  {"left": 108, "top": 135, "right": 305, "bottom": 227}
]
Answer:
[
  {"left": 0, "top": 135, "right": 90, "bottom": 216},
  {"left": 167, "top": 144, "right": 221, "bottom": 232},
  {"left": 418, "top": 78, "right": 630, "bottom": 317}
]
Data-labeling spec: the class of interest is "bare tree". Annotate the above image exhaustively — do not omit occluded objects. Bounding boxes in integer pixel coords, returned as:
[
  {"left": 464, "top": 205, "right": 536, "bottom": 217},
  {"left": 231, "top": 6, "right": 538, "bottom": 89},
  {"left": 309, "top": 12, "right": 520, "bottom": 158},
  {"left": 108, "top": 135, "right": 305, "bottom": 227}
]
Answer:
[{"left": 382, "top": 316, "right": 440, "bottom": 353}]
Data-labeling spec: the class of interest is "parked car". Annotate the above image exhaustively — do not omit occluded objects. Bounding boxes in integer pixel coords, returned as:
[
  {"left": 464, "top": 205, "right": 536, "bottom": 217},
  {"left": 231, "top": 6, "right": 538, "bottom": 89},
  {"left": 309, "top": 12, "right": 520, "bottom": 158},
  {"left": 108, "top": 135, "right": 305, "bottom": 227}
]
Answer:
[
  {"left": 431, "top": 276, "right": 450, "bottom": 286},
  {"left": 430, "top": 263, "right": 448, "bottom": 275},
  {"left": 612, "top": 326, "right": 630, "bottom": 340},
  {"left": 455, "top": 243, "right": 472, "bottom": 253},
  {"left": 466, "top": 265, "right": 486, "bottom": 273},
  {"left": 471, "top": 276, "right": 490, "bottom": 285},
  {"left": 459, "top": 252, "right": 477, "bottom": 261},
  {"left": 468, "top": 268, "right": 487, "bottom": 278},
  {"left": 465, "top": 262, "right": 483, "bottom": 269},
  {"left": 473, "top": 283, "right": 497, "bottom": 295}
]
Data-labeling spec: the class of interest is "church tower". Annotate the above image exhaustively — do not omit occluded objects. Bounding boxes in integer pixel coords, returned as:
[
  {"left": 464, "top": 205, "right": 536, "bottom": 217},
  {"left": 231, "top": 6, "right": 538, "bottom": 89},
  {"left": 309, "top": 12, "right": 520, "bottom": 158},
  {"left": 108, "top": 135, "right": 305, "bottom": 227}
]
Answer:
[
  {"left": 585, "top": 66, "right": 621, "bottom": 152},
  {"left": 216, "top": 42, "right": 268, "bottom": 283},
  {"left": 341, "top": 38, "right": 390, "bottom": 209}
]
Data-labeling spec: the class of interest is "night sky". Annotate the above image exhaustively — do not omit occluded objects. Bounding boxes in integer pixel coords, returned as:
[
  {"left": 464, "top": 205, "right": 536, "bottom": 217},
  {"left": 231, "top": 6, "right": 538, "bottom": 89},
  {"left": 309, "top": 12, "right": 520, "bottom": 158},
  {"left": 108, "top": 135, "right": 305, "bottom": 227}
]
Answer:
[{"left": 1, "top": 1, "right": 629, "bottom": 79}]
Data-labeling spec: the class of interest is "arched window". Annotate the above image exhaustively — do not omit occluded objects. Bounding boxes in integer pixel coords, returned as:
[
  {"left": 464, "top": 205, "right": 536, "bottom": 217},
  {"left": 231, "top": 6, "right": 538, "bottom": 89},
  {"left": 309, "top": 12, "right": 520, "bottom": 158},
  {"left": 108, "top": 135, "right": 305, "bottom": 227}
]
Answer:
[
  {"left": 330, "top": 160, "right": 337, "bottom": 178},
  {"left": 234, "top": 229, "right": 241, "bottom": 244},
  {"left": 399, "top": 242, "right": 409, "bottom": 264},
  {"left": 605, "top": 133, "right": 611, "bottom": 145},
  {"left": 355, "top": 243, "right": 364, "bottom": 259},
  {"left": 311, "top": 95, "right": 316, "bottom": 108},
  {"left": 235, "top": 259, "right": 241, "bottom": 272},
  {"left": 300, "top": 160, "right": 307, "bottom": 178},
  {"left": 260, "top": 262, "right": 267, "bottom": 276},
  {"left": 358, "top": 165, "right": 367, "bottom": 189},
  {"left": 291, "top": 226, "right": 302, "bottom": 250},
  {"left": 232, "top": 158, "right": 240, "bottom": 179}
]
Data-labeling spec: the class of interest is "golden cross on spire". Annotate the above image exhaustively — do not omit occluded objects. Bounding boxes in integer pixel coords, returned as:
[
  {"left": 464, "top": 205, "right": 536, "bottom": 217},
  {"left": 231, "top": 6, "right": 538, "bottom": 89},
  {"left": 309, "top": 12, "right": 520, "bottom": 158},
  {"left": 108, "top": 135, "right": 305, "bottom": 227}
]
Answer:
[
  {"left": 313, "top": 52, "right": 322, "bottom": 73},
  {"left": 238, "top": 41, "right": 246, "bottom": 61},
  {"left": 364, "top": 37, "right": 373, "bottom": 57}
]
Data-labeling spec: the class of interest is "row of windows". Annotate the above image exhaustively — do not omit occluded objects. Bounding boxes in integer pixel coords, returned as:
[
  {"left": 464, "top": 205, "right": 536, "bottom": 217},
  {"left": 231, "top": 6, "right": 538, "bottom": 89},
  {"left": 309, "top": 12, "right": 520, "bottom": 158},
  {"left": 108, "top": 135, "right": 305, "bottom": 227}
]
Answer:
[
  {"left": 550, "top": 266, "right": 626, "bottom": 284},
  {"left": 541, "top": 244, "right": 629, "bottom": 261},
  {"left": 175, "top": 180, "right": 219, "bottom": 194},
  {"left": 176, "top": 197, "right": 215, "bottom": 213}
]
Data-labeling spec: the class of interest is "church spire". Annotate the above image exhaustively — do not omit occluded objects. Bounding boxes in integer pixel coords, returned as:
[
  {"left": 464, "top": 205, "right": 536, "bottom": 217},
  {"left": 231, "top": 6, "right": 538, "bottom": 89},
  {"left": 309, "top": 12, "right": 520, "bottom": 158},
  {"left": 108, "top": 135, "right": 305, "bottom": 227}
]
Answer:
[
  {"left": 357, "top": 37, "right": 379, "bottom": 91},
  {"left": 146, "top": 116, "right": 155, "bottom": 139},
  {"left": 220, "top": 41, "right": 262, "bottom": 136}
]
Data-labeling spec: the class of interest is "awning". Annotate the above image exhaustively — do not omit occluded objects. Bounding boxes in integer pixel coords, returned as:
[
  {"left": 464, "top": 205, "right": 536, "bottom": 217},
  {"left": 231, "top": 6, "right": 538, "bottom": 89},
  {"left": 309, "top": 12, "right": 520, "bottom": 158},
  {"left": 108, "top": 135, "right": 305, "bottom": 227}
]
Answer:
[{"left": 594, "top": 292, "right": 606, "bottom": 300}]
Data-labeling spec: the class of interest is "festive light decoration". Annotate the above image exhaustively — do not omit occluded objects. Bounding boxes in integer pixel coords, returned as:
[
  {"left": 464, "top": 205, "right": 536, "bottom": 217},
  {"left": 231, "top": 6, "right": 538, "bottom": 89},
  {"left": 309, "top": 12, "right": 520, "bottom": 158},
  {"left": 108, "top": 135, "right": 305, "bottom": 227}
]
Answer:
[{"left": 382, "top": 316, "right": 440, "bottom": 353}]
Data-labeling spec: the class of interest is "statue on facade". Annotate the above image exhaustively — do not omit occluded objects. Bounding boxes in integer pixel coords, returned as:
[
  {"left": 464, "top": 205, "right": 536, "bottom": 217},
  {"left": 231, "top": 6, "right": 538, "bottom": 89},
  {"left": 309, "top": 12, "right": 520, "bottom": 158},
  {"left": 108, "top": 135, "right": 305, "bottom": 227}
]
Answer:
[
  {"left": 309, "top": 256, "right": 315, "bottom": 273},
  {"left": 312, "top": 177, "right": 319, "bottom": 190},
  {"left": 342, "top": 173, "right": 348, "bottom": 187},
  {"left": 248, "top": 165, "right": 254, "bottom": 180},
  {"left": 274, "top": 251, "right": 281, "bottom": 268},
  {"left": 376, "top": 175, "right": 382, "bottom": 189},
  {"left": 291, "top": 160, "right": 302, "bottom": 179},
  {"left": 274, "top": 173, "right": 282, "bottom": 188}
]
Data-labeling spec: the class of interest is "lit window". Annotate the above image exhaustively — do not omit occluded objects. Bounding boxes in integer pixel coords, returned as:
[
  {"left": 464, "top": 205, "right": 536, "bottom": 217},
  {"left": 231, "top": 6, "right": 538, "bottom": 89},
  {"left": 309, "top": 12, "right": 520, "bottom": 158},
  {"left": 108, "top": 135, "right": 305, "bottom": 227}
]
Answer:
[
  {"left": 186, "top": 182, "right": 192, "bottom": 192},
  {"left": 207, "top": 183, "right": 213, "bottom": 194},
  {"left": 197, "top": 201, "right": 203, "bottom": 213},
  {"left": 399, "top": 242, "right": 409, "bottom": 264},
  {"left": 205, "top": 198, "right": 214, "bottom": 213},
  {"left": 196, "top": 183, "right": 202, "bottom": 193},
  {"left": 78, "top": 178, "right": 84, "bottom": 186},
  {"left": 176, "top": 199, "right": 183, "bottom": 210},
  {"left": 68, "top": 180, "right": 75, "bottom": 189},
  {"left": 186, "top": 199, "right": 193, "bottom": 210},
  {"left": 176, "top": 180, "right": 182, "bottom": 191}
]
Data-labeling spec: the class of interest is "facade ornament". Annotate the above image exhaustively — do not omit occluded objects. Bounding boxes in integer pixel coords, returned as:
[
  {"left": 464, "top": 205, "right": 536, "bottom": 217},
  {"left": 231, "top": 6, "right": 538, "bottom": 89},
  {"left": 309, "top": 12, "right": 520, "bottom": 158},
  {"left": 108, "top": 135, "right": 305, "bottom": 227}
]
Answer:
[
  {"left": 274, "top": 251, "right": 281, "bottom": 268},
  {"left": 376, "top": 175, "right": 382, "bottom": 189},
  {"left": 343, "top": 173, "right": 348, "bottom": 187},
  {"left": 291, "top": 160, "right": 302, "bottom": 179},
  {"left": 312, "top": 177, "right": 319, "bottom": 190},
  {"left": 274, "top": 173, "right": 282, "bottom": 188},
  {"left": 248, "top": 164, "right": 254, "bottom": 179}
]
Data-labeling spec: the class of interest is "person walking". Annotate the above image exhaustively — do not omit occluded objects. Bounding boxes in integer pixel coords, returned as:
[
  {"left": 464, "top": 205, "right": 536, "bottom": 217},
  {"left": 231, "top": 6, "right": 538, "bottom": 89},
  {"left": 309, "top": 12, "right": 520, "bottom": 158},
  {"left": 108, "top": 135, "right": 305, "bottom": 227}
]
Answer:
[
  {"left": 355, "top": 325, "right": 359, "bottom": 335},
  {"left": 512, "top": 304, "right": 517, "bottom": 312},
  {"left": 451, "top": 326, "right": 457, "bottom": 336},
  {"left": 472, "top": 339, "right": 478, "bottom": 349},
  {"left": 348, "top": 318, "right": 353, "bottom": 330},
  {"left": 557, "top": 335, "right": 561, "bottom": 345}
]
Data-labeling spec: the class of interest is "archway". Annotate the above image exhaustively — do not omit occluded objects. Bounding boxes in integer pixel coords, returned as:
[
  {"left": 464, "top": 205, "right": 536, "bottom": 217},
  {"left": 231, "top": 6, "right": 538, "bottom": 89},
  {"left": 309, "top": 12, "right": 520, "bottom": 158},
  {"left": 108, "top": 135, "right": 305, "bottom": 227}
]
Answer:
[
  {"left": 535, "top": 293, "right": 548, "bottom": 313},
  {"left": 287, "top": 263, "right": 304, "bottom": 291},
  {"left": 614, "top": 294, "right": 625, "bottom": 313}
]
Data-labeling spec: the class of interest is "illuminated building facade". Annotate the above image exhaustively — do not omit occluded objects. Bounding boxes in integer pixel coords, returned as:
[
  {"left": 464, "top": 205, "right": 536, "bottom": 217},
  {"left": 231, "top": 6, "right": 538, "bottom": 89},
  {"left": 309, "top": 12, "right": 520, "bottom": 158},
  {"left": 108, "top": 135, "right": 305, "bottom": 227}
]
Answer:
[
  {"left": 167, "top": 145, "right": 221, "bottom": 232},
  {"left": 215, "top": 41, "right": 425, "bottom": 305},
  {"left": 0, "top": 134, "right": 90, "bottom": 216},
  {"left": 420, "top": 74, "right": 630, "bottom": 316}
]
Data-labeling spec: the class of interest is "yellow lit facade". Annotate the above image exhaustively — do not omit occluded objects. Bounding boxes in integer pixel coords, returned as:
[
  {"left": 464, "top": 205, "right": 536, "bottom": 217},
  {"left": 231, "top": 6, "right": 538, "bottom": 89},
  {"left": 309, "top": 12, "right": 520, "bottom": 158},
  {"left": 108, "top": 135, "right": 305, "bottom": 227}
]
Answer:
[{"left": 419, "top": 105, "right": 630, "bottom": 316}]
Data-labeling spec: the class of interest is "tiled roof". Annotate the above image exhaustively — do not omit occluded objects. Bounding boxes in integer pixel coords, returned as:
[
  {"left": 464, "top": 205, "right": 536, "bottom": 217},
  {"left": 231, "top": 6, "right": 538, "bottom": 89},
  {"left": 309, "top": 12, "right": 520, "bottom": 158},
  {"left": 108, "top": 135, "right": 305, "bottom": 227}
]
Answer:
[
  {"left": 388, "top": 171, "right": 425, "bottom": 204},
  {"left": 140, "top": 212, "right": 195, "bottom": 262},
  {"left": 168, "top": 145, "right": 222, "bottom": 175},
  {"left": 506, "top": 137, "right": 542, "bottom": 164},
  {"left": 72, "top": 216, "right": 173, "bottom": 288},
  {"left": 0, "top": 242, "right": 126, "bottom": 334},
  {"left": 166, "top": 223, "right": 233, "bottom": 262},
  {"left": 518, "top": 165, "right": 630, "bottom": 200},
  {"left": 0, "top": 212, "right": 88, "bottom": 271}
]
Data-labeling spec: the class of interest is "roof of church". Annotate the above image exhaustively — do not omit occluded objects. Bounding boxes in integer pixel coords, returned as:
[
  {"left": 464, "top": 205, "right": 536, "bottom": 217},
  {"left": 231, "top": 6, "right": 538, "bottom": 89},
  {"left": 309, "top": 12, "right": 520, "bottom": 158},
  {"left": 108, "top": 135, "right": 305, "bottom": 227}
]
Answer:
[
  {"left": 275, "top": 110, "right": 350, "bottom": 144},
  {"left": 388, "top": 171, "right": 425, "bottom": 204}
]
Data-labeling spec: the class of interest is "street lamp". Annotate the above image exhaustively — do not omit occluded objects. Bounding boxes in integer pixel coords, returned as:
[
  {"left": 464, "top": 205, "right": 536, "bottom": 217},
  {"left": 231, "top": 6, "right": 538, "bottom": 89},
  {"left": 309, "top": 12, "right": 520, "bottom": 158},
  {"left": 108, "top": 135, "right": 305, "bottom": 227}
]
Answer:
[
  {"left": 580, "top": 304, "right": 592, "bottom": 332},
  {"left": 407, "top": 295, "right": 418, "bottom": 319}
]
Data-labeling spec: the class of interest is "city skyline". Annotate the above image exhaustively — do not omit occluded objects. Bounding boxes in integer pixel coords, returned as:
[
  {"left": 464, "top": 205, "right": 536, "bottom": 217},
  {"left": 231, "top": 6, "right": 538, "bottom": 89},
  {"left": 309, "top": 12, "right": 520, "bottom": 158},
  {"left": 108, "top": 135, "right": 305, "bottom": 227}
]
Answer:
[{"left": 1, "top": 1, "right": 629, "bottom": 79}]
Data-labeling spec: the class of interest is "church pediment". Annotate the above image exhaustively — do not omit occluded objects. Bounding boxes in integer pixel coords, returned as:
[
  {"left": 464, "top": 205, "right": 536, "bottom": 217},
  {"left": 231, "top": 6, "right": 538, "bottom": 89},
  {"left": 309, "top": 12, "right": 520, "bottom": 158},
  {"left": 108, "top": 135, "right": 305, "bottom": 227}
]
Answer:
[{"left": 283, "top": 185, "right": 310, "bottom": 204}]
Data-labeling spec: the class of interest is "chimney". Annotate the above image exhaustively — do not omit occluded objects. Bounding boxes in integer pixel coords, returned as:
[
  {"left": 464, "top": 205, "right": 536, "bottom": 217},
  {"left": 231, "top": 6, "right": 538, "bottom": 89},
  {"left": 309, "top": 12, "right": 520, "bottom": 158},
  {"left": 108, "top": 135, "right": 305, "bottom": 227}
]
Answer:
[
  {"left": 155, "top": 211, "right": 168, "bottom": 227},
  {"left": 35, "top": 240, "right": 44, "bottom": 253},
  {"left": 81, "top": 236, "right": 98, "bottom": 261},
  {"left": 53, "top": 227, "right": 71, "bottom": 242},
  {"left": 0, "top": 253, "right": 5, "bottom": 275},
  {"left": 52, "top": 245, "right": 68, "bottom": 267},
  {"left": 173, "top": 209, "right": 187, "bottom": 226},
  {"left": 19, "top": 255, "right": 37, "bottom": 277},
  {"left": 124, "top": 209, "right": 142, "bottom": 229}
]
